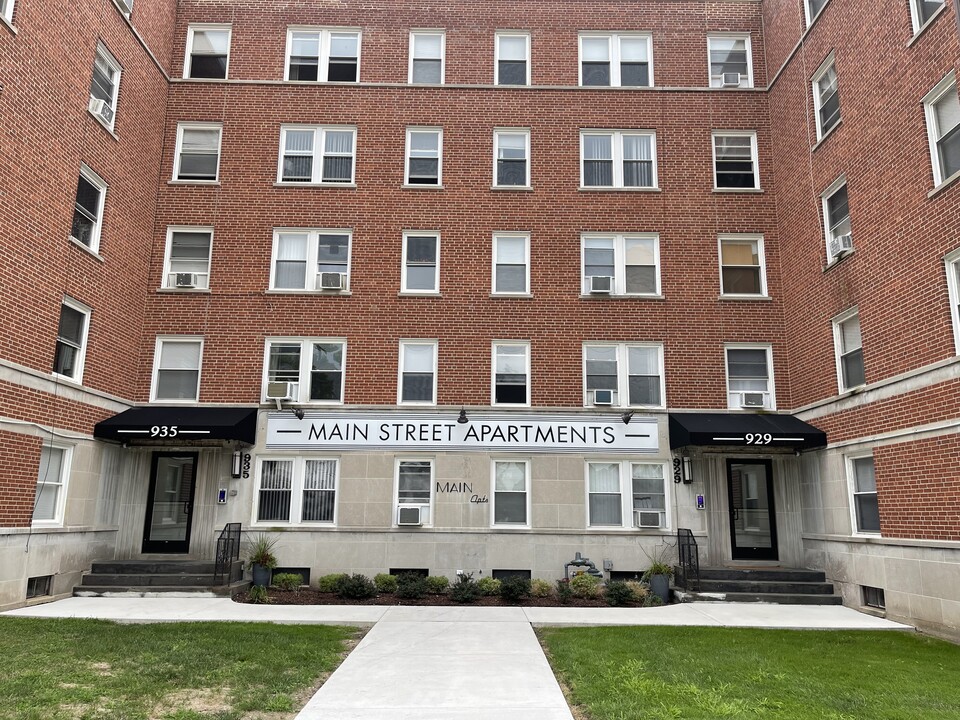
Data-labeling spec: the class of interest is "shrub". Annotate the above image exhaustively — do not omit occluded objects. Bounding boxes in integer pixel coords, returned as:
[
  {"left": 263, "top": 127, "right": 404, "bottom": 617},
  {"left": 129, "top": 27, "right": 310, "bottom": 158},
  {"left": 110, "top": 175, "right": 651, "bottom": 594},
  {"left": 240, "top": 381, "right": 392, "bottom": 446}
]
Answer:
[
  {"left": 643, "top": 593, "right": 664, "bottom": 607},
  {"left": 604, "top": 580, "right": 635, "bottom": 606},
  {"left": 248, "top": 585, "right": 270, "bottom": 604},
  {"left": 626, "top": 580, "right": 649, "bottom": 604},
  {"left": 374, "top": 573, "right": 398, "bottom": 594},
  {"left": 530, "top": 578, "right": 553, "bottom": 598},
  {"left": 396, "top": 572, "right": 429, "bottom": 600},
  {"left": 335, "top": 573, "right": 377, "bottom": 600},
  {"left": 450, "top": 574, "right": 480, "bottom": 604},
  {"left": 271, "top": 573, "right": 303, "bottom": 591},
  {"left": 425, "top": 575, "right": 450, "bottom": 594},
  {"left": 477, "top": 577, "right": 501, "bottom": 596},
  {"left": 499, "top": 576, "right": 531, "bottom": 603},
  {"left": 317, "top": 573, "right": 348, "bottom": 593},
  {"left": 555, "top": 579, "right": 572, "bottom": 604},
  {"left": 570, "top": 573, "right": 603, "bottom": 599},
  {"left": 247, "top": 533, "right": 278, "bottom": 570}
]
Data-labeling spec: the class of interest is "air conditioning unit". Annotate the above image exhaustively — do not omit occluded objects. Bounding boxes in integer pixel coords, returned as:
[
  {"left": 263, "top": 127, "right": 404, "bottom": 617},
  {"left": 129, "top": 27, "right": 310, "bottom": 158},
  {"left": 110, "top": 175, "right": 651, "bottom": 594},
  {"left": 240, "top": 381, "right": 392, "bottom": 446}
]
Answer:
[
  {"left": 740, "top": 391, "right": 766, "bottom": 408},
  {"left": 173, "top": 272, "right": 198, "bottom": 289},
  {"left": 589, "top": 276, "right": 613, "bottom": 294},
  {"left": 592, "top": 389, "right": 614, "bottom": 406},
  {"left": 634, "top": 510, "right": 662, "bottom": 528},
  {"left": 722, "top": 72, "right": 742, "bottom": 87},
  {"left": 317, "top": 272, "right": 346, "bottom": 290},
  {"left": 265, "top": 381, "right": 295, "bottom": 401},
  {"left": 397, "top": 506, "right": 423, "bottom": 526},
  {"left": 829, "top": 233, "right": 854, "bottom": 258},
  {"left": 88, "top": 98, "right": 115, "bottom": 125}
]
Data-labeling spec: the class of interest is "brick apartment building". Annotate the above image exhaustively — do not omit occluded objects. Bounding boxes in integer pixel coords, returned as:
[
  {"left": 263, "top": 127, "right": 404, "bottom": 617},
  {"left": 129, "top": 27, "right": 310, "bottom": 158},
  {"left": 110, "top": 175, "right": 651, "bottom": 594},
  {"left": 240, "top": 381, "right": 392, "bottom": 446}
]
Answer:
[{"left": 0, "top": 0, "right": 958, "bottom": 637}]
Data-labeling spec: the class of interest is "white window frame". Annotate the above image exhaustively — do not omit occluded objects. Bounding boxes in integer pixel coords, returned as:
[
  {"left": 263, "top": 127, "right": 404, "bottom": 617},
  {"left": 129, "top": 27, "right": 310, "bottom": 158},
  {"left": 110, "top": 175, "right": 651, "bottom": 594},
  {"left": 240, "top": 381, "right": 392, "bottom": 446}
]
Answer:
[
  {"left": 707, "top": 34, "right": 753, "bottom": 89},
  {"left": 269, "top": 228, "right": 353, "bottom": 292},
  {"left": 582, "top": 342, "right": 666, "bottom": 409},
  {"left": 491, "top": 232, "right": 531, "bottom": 295},
  {"left": 711, "top": 131, "right": 760, "bottom": 190},
  {"left": 492, "top": 128, "right": 531, "bottom": 188},
  {"left": 804, "top": 0, "right": 831, "bottom": 27},
  {"left": 724, "top": 343, "right": 776, "bottom": 410},
  {"left": 579, "top": 130, "right": 658, "bottom": 189},
  {"left": 578, "top": 32, "right": 654, "bottom": 87},
  {"left": 161, "top": 226, "right": 213, "bottom": 291},
  {"left": 945, "top": 248, "right": 960, "bottom": 355},
  {"left": 401, "top": 231, "right": 441, "bottom": 295},
  {"left": 150, "top": 336, "right": 203, "bottom": 403},
  {"left": 253, "top": 457, "right": 340, "bottom": 526},
  {"left": 32, "top": 443, "right": 73, "bottom": 527},
  {"left": 494, "top": 31, "right": 531, "bottom": 86},
  {"left": 718, "top": 234, "right": 767, "bottom": 298},
  {"left": 1, "top": 0, "right": 15, "bottom": 24},
  {"left": 910, "top": 0, "right": 946, "bottom": 35},
  {"left": 404, "top": 127, "right": 443, "bottom": 186},
  {"left": 821, "top": 176, "right": 852, "bottom": 262},
  {"left": 833, "top": 307, "right": 865, "bottom": 393},
  {"left": 491, "top": 341, "right": 531, "bottom": 407},
  {"left": 490, "top": 459, "right": 531, "bottom": 528},
  {"left": 393, "top": 457, "right": 436, "bottom": 527},
  {"left": 53, "top": 297, "right": 91, "bottom": 383},
  {"left": 89, "top": 43, "right": 122, "bottom": 131},
  {"left": 580, "top": 233, "right": 661, "bottom": 296},
  {"left": 846, "top": 453, "right": 880, "bottom": 536},
  {"left": 408, "top": 30, "right": 445, "bottom": 84},
  {"left": 173, "top": 122, "right": 222, "bottom": 183},
  {"left": 262, "top": 337, "right": 346, "bottom": 404},
  {"left": 584, "top": 460, "right": 671, "bottom": 530},
  {"left": 923, "top": 72, "right": 960, "bottom": 188},
  {"left": 812, "top": 53, "right": 840, "bottom": 141},
  {"left": 183, "top": 24, "right": 232, "bottom": 79},
  {"left": 71, "top": 165, "right": 108, "bottom": 253},
  {"left": 398, "top": 340, "right": 438, "bottom": 405},
  {"left": 276, "top": 125, "right": 357, "bottom": 185},
  {"left": 283, "top": 27, "right": 362, "bottom": 82}
]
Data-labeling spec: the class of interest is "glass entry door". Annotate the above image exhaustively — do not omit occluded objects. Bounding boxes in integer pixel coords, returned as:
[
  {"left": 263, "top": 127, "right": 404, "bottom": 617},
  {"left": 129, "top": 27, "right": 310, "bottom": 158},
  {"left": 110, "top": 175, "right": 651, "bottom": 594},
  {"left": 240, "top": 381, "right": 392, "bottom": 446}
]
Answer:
[
  {"left": 726, "top": 459, "right": 778, "bottom": 561},
  {"left": 142, "top": 452, "right": 198, "bottom": 553}
]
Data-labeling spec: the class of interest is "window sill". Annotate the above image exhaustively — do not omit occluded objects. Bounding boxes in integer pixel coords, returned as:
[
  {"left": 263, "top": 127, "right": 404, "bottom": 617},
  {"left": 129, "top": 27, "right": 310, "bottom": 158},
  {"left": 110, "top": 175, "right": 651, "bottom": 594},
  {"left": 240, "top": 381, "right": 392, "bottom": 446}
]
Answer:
[
  {"left": 490, "top": 293, "right": 533, "bottom": 299},
  {"left": 1, "top": 15, "right": 17, "bottom": 34},
  {"left": 719, "top": 294, "right": 772, "bottom": 301},
  {"left": 490, "top": 525, "right": 533, "bottom": 531},
  {"left": 168, "top": 179, "right": 220, "bottom": 186},
  {"left": 928, "top": 168, "right": 960, "bottom": 199},
  {"left": 109, "top": 0, "right": 131, "bottom": 18},
  {"left": 579, "top": 293, "right": 665, "bottom": 300},
  {"left": 181, "top": 76, "right": 230, "bottom": 82},
  {"left": 88, "top": 109, "right": 119, "bottom": 141},
  {"left": 31, "top": 521, "right": 65, "bottom": 530},
  {"left": 157, "top": 287, "right": 212, "bottom": 294},
  {"left": 273, "top": 182, "right": 357, "bottom": 189},
  {"left": 712, "top": 187, "right": 763, "bottom": 194},
  {"left": 823, "top": 249, "right": 855, "bottom": 272},
  {"left": 51, "top": 373, "right": 85, "bottom": 388},
  {"left": 259, "top": 401, "right": 343, "bottom": 408},
  {"left": 149, "top": 398, "right": 200, "bottom": 404},
  {"left": 398, "top": 291, "right": 441, "bottom": 297},
  {"left": 811, "top": 119, "right": 842, "bottom": 152},
  {"left": 265, "top": 289, "right": 353, "bottom": 296},
  {"left": 69, "top": 237, "right": 105, "bottom": 262},
  {"left": 402, "top": 183, "right": 444, "bottom": 190},
  {"left": 579, "top": 186, "right": 661, "bottom": 192},
  {"left": 491, "top": 185, "right": 533, "bottom": 191},
  {"left": 907, "top": 4, "right": 947, "bottom": 47}
]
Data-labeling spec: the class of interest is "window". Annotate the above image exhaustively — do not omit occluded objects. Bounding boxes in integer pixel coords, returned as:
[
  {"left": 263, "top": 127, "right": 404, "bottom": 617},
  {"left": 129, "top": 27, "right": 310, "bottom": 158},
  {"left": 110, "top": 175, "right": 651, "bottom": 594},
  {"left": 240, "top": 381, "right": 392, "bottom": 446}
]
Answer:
[
  {"left": 184, "top": 25, "right": 231, "bottom": 79},
  {"left": 708, "top": 35, "right": 753, "bottom": 88},
  {"left": 812, "top": 55, "right": 841, "bottom": 139},
  {"left": 493, "top": 129, "right": 530, "bottom": 187},
  {"left": 580, "top": 131, "right": 657, "bottom": 189},
  {"left": 719, "top": 235, "right": 766, "bottom": 296},
  {"left": 174, "top": 123, "right": 222, "bottom": 182},
  {"left": 71, "top": 166, "right": 107, "bottom": 252},
  {"left": 848, "top": 455, "right": 880, "bottom": 534},
  {"left": 399, "top": 341, "right": 437, "bottom": 404},
  {"left": 396, "top": 459, "right": 434, "bottom": 525},
  {"left": 834, "top": 309, "right": 865, "bottom": 391},
  {"left": 583, "top": 343, "right": 665, "bottom": 408},
  {"left": 492, "top": 233, "right": 530, "bottom": 294},
  {"left": 822, "top": 178, "right": 852, "bottom": 261},
  {"left": 151, "top": 337, "right": 202, "bottom": 402},
  {"left": 805, "top": 0, "right": 830, "bottom": 25},
  {"left": 1, "top": 0, "right": 14, "bottom": 24},
  {"left": 579, "top": 33, "right": 653, "bottom": 87},
  {"left": 862, "top": 585, "right": 885, "bottom": 609},
  {"left": 256, "top": 458, "right": 338, "bottom": 524},
  {"left": 278, "top": 125, "right": 356, "bottom": 184},
  {"left": 923, "top": 74, "right": 960, "bottom": 187},
  {"left": 263, "top": 338, "right": 345, "bottom": 403},
  {"left": 587, "top": 461, "right": 668, "bottom": 529},
  {"left": 946, "top": 250, "right": 960, "bottom": 354},
  {"left": 910, "top": 0, "right": 945, "bottom": 33},
  {"left": 53, "top": 298, "right": 90, "bottom": 382},
  {"left": 712, "top": 132, "right": 759, "bottom": 189},
  {"left": 492, "top": 460, "right": 529, "bottom": 526},
  {"left": 401, "top": 232, "right": 440, "bottom": 294},
  {"left": 581, "top": 233, "right": 660, "bottom": 296},
  {"left": 285, "top": 29, "right": 360, "bottom": 82},
  {"left": 409, "top": 31, "right": 444, "bottom": 84},
  {"left": 405, "top": 128, "right": 442, "bottom": 185},
  {"left": 26, "top": 575, "right": 53, "bottom": 599},
  {"left": 89, "top": 44, "right": 121, "bottom": 130},
  {"left": 492, "top": 342, "right": 530, "bottom": 405},
  {"left": 270, "top": 229, "right": 352, "bottom": 291},
  {"left": 725, "top": 345, "right": 774, "bottom": 409},
  {"left": 33, "top": 444, "right": 70, "bottom": 525},
  {"left": 162, "top": 227, "right": 212, "bottom": 290},
  {"left": 495, "top": 32, "right": 530, "bottom": 85}
]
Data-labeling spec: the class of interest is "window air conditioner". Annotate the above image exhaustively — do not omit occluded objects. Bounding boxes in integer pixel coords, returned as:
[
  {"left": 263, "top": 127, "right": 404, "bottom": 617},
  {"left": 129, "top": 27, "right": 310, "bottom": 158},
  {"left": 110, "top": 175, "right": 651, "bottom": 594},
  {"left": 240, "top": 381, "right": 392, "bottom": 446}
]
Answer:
[
  {"left": 397, "top": 506, "right": 423, "bottom": 526},
  {"left": 740, "top": 391, "right": 766, "bottom": 408},
  {"left": 265, "top": 381, "right": 295, "bottom": 401},
  {"left": 829, "top": 233, "right": 854, "bottom": 258},
  {"left": 721, "top": 72, "right": 742, "bottom": 87},
  {"left": 592, "top": 389, "right": 614, "bottom": 406},
  {"left": 589, "top": 275, "right": 613, "bottom": 294},
  {"left": 634, "top": 510, "right": 662, "bottom": 528},
  {"left": 173, "top": 272, "right": 198, "bottom": 289},
  {"left": 88, "top": 98, "right": 115, "bottom": 125},
  {"left": 317, "top": 272, "right": 346, "bottom": 290}
]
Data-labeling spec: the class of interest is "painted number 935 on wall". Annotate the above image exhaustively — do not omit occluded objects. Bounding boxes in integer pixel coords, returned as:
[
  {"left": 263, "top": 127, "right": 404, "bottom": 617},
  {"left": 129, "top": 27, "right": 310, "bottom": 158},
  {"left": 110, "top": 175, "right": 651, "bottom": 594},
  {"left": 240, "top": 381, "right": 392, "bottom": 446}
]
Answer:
[
  {"left": 745, "top": 433, "right": 772, "bottom": 445},
  {"left": 150, "top": 425, "right": 178, "bottom": 437}
]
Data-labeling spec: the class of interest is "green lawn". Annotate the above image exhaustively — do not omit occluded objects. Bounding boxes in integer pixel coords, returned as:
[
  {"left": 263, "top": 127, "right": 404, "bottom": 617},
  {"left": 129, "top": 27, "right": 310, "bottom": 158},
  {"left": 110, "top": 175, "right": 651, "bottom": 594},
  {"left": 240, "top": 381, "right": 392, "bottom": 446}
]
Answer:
[
  {"left": 0, "top": 617, "right": 358, "bottom": 720},
  {"left": 540, "top": 627, "right": 960, "bottom": 720}
]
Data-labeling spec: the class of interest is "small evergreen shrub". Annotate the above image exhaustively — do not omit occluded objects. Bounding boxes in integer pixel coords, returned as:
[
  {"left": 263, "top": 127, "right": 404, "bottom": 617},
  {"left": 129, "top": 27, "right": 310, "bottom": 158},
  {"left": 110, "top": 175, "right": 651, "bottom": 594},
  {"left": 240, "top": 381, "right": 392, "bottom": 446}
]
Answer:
[
  {"left": 625, "top": 580, "right": 649, "bottom": 604},
  {"left": 555, "top": 579, "right": 572, "bottom": 604},
  {"left": 499, "top": 576, "right": 531, "bottom": 603},
  {"left": 604, "top": 580, "right": 635, "bottom": 606},
  {"left": 477, "top": 577, "right": 501, "bottom": 596},
  {"left": 374, "top": 573, "right": 398, "bottom": 594},
  {"left": 396, "top": 572, "right": 429, "bottom": 599},
  {"left": 271, "top": 573, "right": 303, "bottom": 591},
  {"left": 317, "top": 573, "right": 348, "bottom": 593},
  {"left": 425, "top": 575, "right": 450, "bottom": 594},
  {"left": 570, "top": 573, "right": 603, "bottom": 599},
  {"left": 450, "top": 573, "right": 480, "bottom": 604},
  {"left": 643, "top": 593, "right": 664, "bottom": 607},
  {"left": 335, "top": 573, "right": 377, "bottom": 600},
  {"left": 530, "top": 578, "right": 553, "bottom": 598},
  {"left": 248, "top": 585, "right": 270, "bottom": 604}
]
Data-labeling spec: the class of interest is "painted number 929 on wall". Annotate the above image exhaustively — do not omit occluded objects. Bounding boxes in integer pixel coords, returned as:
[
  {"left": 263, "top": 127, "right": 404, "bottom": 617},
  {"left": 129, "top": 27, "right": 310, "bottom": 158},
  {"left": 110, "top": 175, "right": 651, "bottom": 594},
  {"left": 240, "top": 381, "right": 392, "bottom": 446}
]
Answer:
[{"left": 745, "top": 433, "right": 772, "bottom": 445}]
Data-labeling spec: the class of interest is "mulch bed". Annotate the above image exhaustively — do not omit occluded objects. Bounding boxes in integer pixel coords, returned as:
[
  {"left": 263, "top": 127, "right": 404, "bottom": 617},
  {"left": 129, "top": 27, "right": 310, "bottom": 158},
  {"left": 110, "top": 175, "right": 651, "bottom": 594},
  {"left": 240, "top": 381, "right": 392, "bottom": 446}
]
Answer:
[{"left": 234, "top": 588, "right": 617, "bottom": 607}]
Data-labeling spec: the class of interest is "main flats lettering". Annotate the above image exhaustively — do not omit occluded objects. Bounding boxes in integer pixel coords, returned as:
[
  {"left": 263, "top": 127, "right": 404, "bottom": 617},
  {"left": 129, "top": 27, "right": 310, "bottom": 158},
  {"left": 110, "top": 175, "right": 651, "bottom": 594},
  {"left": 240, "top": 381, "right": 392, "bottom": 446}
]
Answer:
[{"left": 266, "top": 413, "right": 659, "bottom": 453}]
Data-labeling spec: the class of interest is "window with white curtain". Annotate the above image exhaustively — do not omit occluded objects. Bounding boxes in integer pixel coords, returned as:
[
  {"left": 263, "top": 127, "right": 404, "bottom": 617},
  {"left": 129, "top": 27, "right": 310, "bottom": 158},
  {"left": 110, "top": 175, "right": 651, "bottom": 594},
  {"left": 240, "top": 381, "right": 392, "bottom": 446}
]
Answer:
[
  {"left": 583, "top": 343, "right": 664, "bottom": 407},
  {"left": 833, "top": 309, "right": 865, "bottom": 391},
  {"left": 581, "top": 131, "right": 656, "bottom": 188},
  {"left": 495, "top": 33, "right": 530, "bottom": 85},
  {"left": 263, "top": 338, "right": 345, "bottom": 402},
  {"left": 492, "top": 460, "right": 529, "bottom": 526},
  {"left": 588, "top": 461, "right": 668, "bottom": 529},
  {"left": 492, "top": 233, "right": 529, "bottom": 294},
  {"left": 285, "top": 29, "right": 360, "bottom": 82},
  {"left": 151, "top": 337, "right": 203, "bottom": 402},
  {"left": 579, "top": 33, "right": 652, "bottom": 87},
  {"left": 255, "top": 458, "right": 338, "bottom": 524},
  {"left": 270, "top": 229, "right": 352, "bottom": 291},
  {"left": 399, "top": 341, "right": 437, "bottom": 404},
  {"left": 53, "top": 298, "right": 91, "bottom": 382},
  {"left": 588, "top": 462, "right": 623, "bottom": 526},
  {"left": 409, "top": 32, "right": 444, "bottom": 83},
  {"left": 581, "top": 233, "right": 660, "bottom": 295},
  {"left": 278, "top": 126, "right": 356, "bottom": 184},
  {"left": 174, "top": 124, "right": 222, "bottom": 181},
  {"left": 924, "top": 74, "right": 960, "bottom": 187},
  {"left": 33, "top": 445, "right": 71, "bottom": 525}
]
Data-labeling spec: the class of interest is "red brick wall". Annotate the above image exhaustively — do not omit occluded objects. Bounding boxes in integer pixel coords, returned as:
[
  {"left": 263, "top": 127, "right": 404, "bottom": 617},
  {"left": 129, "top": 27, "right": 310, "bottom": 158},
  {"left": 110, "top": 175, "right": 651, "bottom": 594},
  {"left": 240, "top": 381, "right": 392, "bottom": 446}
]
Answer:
[{"left": 0, "top": 431, "right": 42, "bottom": 527}]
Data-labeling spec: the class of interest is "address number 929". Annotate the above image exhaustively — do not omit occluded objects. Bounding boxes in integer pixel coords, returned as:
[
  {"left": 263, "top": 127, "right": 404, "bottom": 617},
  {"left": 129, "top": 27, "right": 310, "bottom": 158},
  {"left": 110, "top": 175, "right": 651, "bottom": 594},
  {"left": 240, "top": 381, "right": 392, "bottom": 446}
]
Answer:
[
  {"left": 745, "top": 433, "right": 772, "bottom": 445},
  {"left": 150, "top": 425, "right": 179, "bottom": 437}
]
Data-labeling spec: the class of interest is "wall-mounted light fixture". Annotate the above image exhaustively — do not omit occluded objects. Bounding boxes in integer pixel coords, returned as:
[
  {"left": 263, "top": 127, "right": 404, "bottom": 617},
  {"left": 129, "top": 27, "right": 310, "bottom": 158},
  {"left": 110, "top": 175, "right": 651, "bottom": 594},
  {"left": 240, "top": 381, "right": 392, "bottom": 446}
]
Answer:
[
  {"left": 292, "top": 407, "right": 305, "bottom": 420},
  {"left": 231, "top": 450, "right": 243, "bottom": 479},
  {"left": 682, "top": 456, "right": 694, "bottom": 484},
  {"left": 457, "top": 407, "right": 469, "bottom": 424},
  {"left": 621, "top": 410, "right": 635, "bottom": 424}
]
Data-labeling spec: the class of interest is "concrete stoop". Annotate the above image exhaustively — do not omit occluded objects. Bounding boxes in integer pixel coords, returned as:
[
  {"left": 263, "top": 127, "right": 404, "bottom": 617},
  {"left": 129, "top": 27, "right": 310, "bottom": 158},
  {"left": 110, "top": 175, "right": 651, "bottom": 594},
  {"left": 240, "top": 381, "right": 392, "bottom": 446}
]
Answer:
[
  {"left": 674, "top": 566, "right": 843, "bottom": 605},
  {"left": 74, "top": 559, "right": 248, "bottom": 598}
]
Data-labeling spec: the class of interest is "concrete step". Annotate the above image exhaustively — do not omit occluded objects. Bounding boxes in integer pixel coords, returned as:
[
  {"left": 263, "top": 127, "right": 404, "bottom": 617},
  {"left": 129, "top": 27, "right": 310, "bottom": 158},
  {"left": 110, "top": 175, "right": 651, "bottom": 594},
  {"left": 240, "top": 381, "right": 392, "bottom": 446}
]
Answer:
[
  {"left": 74, "top": 581, "right": 249, "bottom": 599},
  {"left": 696, "top": 567, "right": 827, "bottom": 583},
  {"left": 676, "top": 589, "right": 843, "bottom": 605},
  {"left": 91, "top": 560, "right": 219, "bottom": 575},
  {"left": 698, "top": 580, "right": 836, "bottom": 595},
  {"left": 81, "top": 573, "right": 220, "bottom": 587}
]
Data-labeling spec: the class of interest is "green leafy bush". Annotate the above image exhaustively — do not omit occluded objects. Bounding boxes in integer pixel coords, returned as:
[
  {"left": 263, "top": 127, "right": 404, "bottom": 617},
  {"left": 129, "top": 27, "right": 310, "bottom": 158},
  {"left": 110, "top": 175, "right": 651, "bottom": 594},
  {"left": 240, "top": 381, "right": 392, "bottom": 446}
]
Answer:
[
  {"left": 555, "top": 579, "right": 572, "bottom": 604},
  {"left": 271, "top": 573, "right": 303, "bottom": 591},
  {"left": 604, "top": 580, "right": 635, "bottom": 606},
  {"left": 248, "top": 585, "right": 270, "bottom": 604},
  {"left": 317, "top": 573, "right": 348, "bottom": 593},
  {"left": 499, "top": 576, "right": 531, "bottom": 603},
  {"left": 396, "top": 572, "right": 429, "bottom": 599},
  {"left": 450, "top": 573, "right": 480, "bottom": 604},
  {"left": 570, "top": 573, "right": 603, "bottom": 599},
  {"left": 643, "top": 593, "right": 664, "bottom": 607},
  {"left": 374, "top": 573, "right": 398, "bottom": 594},
  {"left": 626, "top": 580, "right": 649, "bottom": 604},
  {"left": 425, "top": 575, "right": 450, "bottom": 594},
  {"left": 335, "top": 573, "right": 377, "bottom": 600},
  {"left": 477, "top": 577, "right": 501, "bottom": 596},
  {"left": 530, "top": 578, "right": 553, "bottom": 598}
]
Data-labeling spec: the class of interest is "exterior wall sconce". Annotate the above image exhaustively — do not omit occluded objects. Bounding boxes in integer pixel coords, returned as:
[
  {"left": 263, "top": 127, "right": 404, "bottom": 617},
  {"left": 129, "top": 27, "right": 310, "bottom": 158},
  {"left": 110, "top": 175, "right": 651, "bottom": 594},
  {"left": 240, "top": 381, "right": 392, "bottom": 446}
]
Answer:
[
  {"left": 621, "top": 410, "right": 635, "bottom": 424},
  {"left": 682, "top": 456, "right": 694, "bottom": 484},
  {"left": 231, "top": 450, "right": 243, "bottom": 479},
  {"left": 457, "top": 408, "right": 469, "bottom": 424}
]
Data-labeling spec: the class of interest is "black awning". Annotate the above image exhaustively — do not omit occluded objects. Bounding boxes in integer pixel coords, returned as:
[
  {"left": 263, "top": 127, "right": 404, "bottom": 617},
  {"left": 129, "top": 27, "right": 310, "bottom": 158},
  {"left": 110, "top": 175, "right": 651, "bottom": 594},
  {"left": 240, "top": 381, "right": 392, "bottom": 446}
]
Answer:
[
  {"left": 668, "top": 412, "right": 826, "bottom": 451},
  {"left": 94, "top": 407, "right": 258, "bottom": 445}
]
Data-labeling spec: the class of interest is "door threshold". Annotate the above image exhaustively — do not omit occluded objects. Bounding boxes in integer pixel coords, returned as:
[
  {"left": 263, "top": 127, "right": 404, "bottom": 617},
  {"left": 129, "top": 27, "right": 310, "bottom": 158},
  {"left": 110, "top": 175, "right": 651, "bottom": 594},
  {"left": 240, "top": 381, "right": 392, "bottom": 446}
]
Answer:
[{"left": 724, "top": 560, "right": 783, "bottom": 568}]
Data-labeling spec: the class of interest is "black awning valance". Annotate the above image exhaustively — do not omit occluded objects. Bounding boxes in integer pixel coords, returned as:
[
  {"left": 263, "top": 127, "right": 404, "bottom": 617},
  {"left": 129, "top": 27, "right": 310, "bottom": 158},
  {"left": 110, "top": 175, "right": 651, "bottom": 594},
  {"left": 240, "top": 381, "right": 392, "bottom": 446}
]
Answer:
[
  {"left": 668, "top": 412, "right": 826, "bottom": 451},
  {"left": 94, "top": 407, "right": 258, "bottom": 445}
]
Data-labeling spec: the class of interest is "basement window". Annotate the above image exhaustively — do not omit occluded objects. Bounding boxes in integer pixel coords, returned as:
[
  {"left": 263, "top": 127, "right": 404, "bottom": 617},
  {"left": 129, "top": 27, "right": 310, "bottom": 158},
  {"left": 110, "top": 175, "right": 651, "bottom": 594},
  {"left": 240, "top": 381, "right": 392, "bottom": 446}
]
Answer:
[
  {"left": 26, "top": 575, "right": 52, "bottom": 599},
  {"left": 862, "top": 585, "right": 885, "bottom": 609}
]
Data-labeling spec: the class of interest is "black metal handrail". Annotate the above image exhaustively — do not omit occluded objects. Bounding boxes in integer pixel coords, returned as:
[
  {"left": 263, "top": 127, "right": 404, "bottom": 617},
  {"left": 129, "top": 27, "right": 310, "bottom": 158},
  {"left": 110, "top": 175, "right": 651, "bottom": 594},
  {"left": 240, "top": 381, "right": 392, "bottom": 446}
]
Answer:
[
  {"left": 676, "top": 528, "right": 700, "bottom": 591},
  {"left": 213, "top": 522, "right": 242, "bottom": 585}
]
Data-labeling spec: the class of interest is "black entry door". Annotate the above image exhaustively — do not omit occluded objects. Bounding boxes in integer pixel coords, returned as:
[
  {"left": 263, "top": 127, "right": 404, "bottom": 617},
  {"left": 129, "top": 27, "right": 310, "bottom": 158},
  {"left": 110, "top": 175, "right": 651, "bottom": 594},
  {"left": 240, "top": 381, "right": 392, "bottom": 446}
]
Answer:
[
  {"left": 142, "top": 452, "right": 198, "bottom": 554},
  {"left": 726, "top": 459, "right": 778, "bottom": 561}
]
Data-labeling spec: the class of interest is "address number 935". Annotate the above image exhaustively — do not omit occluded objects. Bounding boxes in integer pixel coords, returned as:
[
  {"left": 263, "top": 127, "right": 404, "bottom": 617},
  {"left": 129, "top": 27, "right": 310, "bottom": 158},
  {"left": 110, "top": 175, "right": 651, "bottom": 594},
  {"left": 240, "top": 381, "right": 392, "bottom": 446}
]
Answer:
[{"left": 150, "top": 425, "right": 178, "bottom": 437}]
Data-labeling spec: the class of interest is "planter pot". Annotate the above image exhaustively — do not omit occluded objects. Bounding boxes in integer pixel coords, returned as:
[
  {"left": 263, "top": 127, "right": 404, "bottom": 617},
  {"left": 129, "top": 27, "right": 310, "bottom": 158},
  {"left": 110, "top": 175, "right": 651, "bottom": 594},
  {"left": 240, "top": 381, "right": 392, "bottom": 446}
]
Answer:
[
  {"left": 649, "top": 573, "right": 670, "bottom": 604},
  {"left": 252, "top": 563, "right": 272, "bottom": 587}
]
